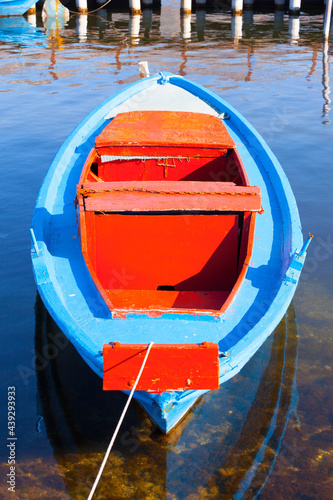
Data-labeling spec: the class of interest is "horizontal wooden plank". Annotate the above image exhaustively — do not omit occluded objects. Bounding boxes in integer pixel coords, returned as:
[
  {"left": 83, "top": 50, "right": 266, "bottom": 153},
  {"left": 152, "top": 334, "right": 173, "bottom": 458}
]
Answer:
[
  {"left": 80, "top": 180, "right": 237, "bottom": 193},
  {"left": 97, "top": 145, "right": 229, "bottom": 159},
  {"left": 78, "top": 181, "right": 261, "bottom": 212},
  {"left": 96, "top": 111, "right": 236, "bottom": 150},
  {"left": 103, "top": 342, "right": 219, "bottom": 392}
]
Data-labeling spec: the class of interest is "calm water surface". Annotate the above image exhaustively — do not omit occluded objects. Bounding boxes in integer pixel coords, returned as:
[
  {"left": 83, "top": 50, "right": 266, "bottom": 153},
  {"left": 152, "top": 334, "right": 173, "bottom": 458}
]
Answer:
[{"left": 0, "top": 2, "right": 332, "bottom": 498}]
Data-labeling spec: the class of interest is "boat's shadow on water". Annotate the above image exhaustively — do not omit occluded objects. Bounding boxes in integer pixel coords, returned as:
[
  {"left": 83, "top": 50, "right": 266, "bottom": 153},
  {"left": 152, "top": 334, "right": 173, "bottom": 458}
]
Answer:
[{"left": 35, "top": 294, "right": 299, "bottom": 499}]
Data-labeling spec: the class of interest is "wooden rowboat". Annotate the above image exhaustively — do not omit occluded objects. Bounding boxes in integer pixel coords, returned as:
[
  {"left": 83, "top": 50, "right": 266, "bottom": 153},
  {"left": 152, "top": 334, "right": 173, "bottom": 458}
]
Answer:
[{"left": 31, "top": 72, "right": 311, "bottom": 433}]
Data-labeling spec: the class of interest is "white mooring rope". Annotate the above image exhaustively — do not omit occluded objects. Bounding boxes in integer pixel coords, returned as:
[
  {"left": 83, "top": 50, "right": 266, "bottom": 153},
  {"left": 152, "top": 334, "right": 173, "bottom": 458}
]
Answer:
[{"left": 87, "top": 342, "right": 154, "bottom": 500}]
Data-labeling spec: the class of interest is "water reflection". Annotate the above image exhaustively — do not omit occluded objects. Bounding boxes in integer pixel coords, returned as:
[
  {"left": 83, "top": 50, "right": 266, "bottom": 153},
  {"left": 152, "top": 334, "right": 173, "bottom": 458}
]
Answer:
[
  {"left": 195, "top": 8, "right": 206, "bottom": 41},
  {"left": 231, "top": 13, "right": 242, "bottom": 41},
  {"left": 76, "top": 13, "right": 88, "bottom": 41},
  {"left": 288, "top": 15, "right": 300, "bottom": 44},
  {"left": 0, "top": 5, "right": 329, "bottom": 49},
  {"left": 273, "top": 9, "right": 285, "bottom": 33},
  {"left": 181, "top": 12, "right": 191, "bottom": 40},
  {"left": 142, "top": 7, "right": 153, "bottom": 37},
  {"left": 0, "top": 5, "right": 331, "bottom": 129},
  {"left": 129, "top": 13, "right": 141, "bottom": 44},
  {"left": 35, "top": 296, "right": 300, "bottom": 499},
  {"left": 1, "top": 7, "right": 329, "bottom": 49},
  {"left": 322, "top": 40, "right": 331, "bottom": 124},
  {"left": 0, "top": 15, "right": 44, "bottom": 46},
  {"left": 245, "top": 44, "right": 255, "bottom": 82}
]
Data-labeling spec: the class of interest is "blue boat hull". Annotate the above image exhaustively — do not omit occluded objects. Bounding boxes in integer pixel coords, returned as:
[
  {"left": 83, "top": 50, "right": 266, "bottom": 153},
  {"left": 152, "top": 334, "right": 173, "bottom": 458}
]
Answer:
[
  {"left": 31, "top": 73, "right": 308, "bottom": 433},
  {"left": 0, "top": 0, "right": 36, "bottom": 17}
]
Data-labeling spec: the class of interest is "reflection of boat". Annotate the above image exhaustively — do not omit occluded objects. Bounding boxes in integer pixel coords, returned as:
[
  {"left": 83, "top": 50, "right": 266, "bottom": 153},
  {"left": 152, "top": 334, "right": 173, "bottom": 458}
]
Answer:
[
  {"left": 0, "top": 15, "right": 44, "bottom": 45},
  {"left": 35, "top": 295, "right": 300, "bottom": 498},
  {"left": 0, "top": 0, "right": 36, "bottom": 17},
  {"left": 31, "top": 73, "right": 310, "bottom": 433}
]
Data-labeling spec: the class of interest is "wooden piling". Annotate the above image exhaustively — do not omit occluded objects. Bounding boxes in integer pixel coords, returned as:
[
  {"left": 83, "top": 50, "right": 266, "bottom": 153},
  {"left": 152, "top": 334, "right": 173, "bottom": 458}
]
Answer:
[
  {"left": 196, "top": 0, "right": 206, "bottom": 9},
  {"left": 275, "top": 0, "right": 285, "bottom": 10},
  {"left": 289, "top": 0, "right": 301, "bottom": 15},
  {"left": 232, "top": 0, "right": 243, "bottom": 16},
  {"left": 130, "top": 0, "right": 141, "bottom": 15},
  {"left": 324, "top": 0, "right": 332, "bottom": 40},
  {"left": 142, "top": 0, "right": 153, "bottom": 8},
  {"left": 76, "top": 0, "right": 88, "bottom": 14},
  {"left": 181, "top": 0, "right": 192, "bottom": 15}
]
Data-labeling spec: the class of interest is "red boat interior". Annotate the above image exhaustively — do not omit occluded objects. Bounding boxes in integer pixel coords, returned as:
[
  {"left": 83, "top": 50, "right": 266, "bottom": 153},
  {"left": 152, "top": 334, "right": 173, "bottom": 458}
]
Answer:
[{"left": 76, "top": 111, "right": 261, "bottom": 316}]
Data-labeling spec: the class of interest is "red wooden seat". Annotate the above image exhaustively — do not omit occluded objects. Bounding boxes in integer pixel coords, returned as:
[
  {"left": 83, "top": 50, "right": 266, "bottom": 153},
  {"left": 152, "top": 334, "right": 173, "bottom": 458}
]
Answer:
[
  {"left": 96, "top": 110, "right": 236, "bottom": 151},
  {"left": 77, "top": 180, "right": 261, "bottom": 213}
]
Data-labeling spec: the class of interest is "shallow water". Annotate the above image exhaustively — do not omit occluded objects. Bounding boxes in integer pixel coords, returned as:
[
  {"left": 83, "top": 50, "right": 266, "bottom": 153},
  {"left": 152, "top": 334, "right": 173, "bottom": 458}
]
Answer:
[{"left": 0, "top": 2, "right": 332, "bottom": 498}]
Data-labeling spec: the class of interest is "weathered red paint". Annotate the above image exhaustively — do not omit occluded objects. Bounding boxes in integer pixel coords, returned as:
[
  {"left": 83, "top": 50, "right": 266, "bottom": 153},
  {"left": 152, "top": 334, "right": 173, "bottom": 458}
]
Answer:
[
  {"left": 96, "top": 111, "right": 236, "bottom": 151},
  {"left": 78, "top": 181, "right": 262, "bottom": 213},
  {"left": 103, "top": 342, "right": 220, "bottom": 392}
]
